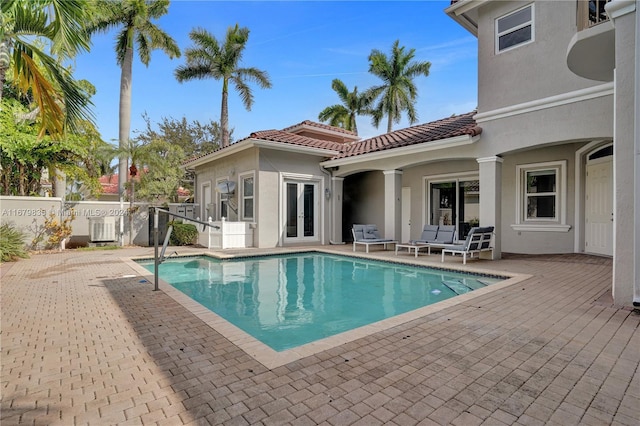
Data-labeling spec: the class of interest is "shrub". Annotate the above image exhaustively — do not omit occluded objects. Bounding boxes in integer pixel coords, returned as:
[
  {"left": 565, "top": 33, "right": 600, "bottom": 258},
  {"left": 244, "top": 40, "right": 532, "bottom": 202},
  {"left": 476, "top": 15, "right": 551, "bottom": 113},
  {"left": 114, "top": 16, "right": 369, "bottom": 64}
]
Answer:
[
  {"left": 0, "top": 223, "right": 29, "bottom": 262},
  {"left": 30, "top": 209, "right": 76, "bottom": 250},
  {"left": 169, "top": 221, "right": 198, "bottom": 246}
]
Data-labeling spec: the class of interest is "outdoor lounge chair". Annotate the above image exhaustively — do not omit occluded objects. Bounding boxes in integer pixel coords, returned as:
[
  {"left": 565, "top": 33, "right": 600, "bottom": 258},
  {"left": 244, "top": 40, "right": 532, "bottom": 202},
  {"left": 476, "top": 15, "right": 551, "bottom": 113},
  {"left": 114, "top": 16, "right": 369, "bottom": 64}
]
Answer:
[
  {"left": 440, "top": 226, "right": 494, "bottom": 264},
  {"left": 352, "top": 224, "right": 397, "bottom": 253}
]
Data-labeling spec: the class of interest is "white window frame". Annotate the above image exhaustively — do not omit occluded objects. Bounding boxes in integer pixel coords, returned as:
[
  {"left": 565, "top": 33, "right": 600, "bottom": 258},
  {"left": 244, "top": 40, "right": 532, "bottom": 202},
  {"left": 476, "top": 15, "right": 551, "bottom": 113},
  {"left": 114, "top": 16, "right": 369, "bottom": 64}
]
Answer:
[
  {"left": 495, "top": 3, "right": 535, "bottom": 54},
  {"left": 239, "top": 171, "right": 255, "bottom": 221},
  {"left": 216, "top": 176, "right": 229, "bottom": 220},
  {"left": 513, "top": 160, "right": 571, "bottom": 232}
]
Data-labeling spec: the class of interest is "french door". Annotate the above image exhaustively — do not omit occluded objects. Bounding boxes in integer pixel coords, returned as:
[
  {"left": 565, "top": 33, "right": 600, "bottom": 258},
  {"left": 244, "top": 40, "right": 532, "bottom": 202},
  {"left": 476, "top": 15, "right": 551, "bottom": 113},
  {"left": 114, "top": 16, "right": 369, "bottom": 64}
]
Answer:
[{"left": 285, "top": 181, "right": 318, "bottom": 242}]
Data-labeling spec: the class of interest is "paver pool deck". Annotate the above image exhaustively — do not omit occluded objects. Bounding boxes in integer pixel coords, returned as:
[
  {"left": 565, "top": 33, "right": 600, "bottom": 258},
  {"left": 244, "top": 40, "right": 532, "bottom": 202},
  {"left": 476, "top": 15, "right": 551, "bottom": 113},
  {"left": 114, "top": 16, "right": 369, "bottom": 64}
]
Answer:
[{"left": 1, "top": 246, "right": 638, "bottom": 425}]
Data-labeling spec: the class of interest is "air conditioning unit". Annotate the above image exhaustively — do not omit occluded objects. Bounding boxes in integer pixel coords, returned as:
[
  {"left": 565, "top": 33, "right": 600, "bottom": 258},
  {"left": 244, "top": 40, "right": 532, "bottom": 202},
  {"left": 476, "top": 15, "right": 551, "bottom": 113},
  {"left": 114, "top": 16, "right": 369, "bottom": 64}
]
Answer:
[{"left": 89, "top": 217, "right": 116, "bottom": 242}]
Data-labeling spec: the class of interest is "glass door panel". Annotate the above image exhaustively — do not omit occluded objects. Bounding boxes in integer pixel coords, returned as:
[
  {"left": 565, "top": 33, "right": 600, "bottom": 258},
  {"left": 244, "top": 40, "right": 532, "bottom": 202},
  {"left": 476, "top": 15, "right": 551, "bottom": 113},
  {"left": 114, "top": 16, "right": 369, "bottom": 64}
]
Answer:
[
  {"left": 286, "top": 183, "right": 298, "bottom": 238},
  {"left": 431, "top": 182, "right": 456, "bottom": 227},
  {"left": 459, "top": 180, "right": 479, "bottom": 239},
  {"left": 303, "top": 184, "right": 314, "bottom": 237}
]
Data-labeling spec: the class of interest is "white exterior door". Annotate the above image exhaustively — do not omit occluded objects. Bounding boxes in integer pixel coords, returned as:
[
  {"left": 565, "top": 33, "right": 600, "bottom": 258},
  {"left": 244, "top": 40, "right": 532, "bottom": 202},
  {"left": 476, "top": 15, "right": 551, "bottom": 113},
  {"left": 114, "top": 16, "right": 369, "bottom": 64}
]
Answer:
[
  {"left": 402, "top": 187, "right": 411, "bottom": 243},
  {"left": 284, "top": 181, "right": 319, "bottom": 243},
  {"left": 585, "top": 158, "right": 613, "bottom": 256}
]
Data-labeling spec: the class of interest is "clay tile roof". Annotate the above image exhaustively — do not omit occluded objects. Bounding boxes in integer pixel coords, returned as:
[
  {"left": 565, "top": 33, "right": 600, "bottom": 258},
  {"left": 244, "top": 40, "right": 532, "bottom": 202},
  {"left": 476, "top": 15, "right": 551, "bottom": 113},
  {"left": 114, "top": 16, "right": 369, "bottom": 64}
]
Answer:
[
  {"left": 183, "top": 111, "right": 480, "bottom": 165},
  {"left": 333, "top": 111, "right": 480, "bottom": 159},
  {"left": 281, "top": 120, "right": 357, "bottom": 136},
  {"left": 248, "top": 129, "right": 345, "bottom": 151},
  {"left": 99, "top": 174, "right": 119, "bottom": 194},
  {"left": 182, "top": 123, "right": 347, "bottom": 166}
]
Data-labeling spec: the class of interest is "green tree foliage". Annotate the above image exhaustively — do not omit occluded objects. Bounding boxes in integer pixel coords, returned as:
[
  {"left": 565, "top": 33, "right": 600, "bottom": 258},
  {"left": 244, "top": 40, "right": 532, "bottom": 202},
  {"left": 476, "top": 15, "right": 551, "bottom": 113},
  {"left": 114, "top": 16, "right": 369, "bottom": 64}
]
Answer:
[
  {"left": 135, "top": 113, "right": 231, "bottom": 158},
  {"left": 135, "top": 139, "right": 185, "bottom": 203},
  {"left": 365, "top": 40, "right": 431, "bottom": 133},
  {"left": 318, "top": 79, "right": 372, "bottom": 135},
  {"left": 175, "top": 24, "right": 272, "bottom": 148},
  {"left": 0, "top": 98, "right": 98, "bottom": 196},
  {"left": 88, "top": 0, "right": 180, "bottom": 201},
  {"left": 1, "top": 0, "right": 93, "bottom": 138}
]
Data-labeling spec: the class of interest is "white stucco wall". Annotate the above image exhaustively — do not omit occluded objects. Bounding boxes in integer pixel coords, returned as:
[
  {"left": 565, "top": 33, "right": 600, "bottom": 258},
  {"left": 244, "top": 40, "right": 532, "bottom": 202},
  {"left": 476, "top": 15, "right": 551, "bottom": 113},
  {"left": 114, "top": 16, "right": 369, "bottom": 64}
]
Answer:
[
  {"left": 477, "top": 0, "right": 604, "bottom": 112},
  {"left": 193, "top": 147, "right": 258, "bottom": 222},
  {"left": 500, "top": 144, "right": 584, "bottom": 254},
  {"left": 257, "top": 149, "right": 332, "bottom": 248}
]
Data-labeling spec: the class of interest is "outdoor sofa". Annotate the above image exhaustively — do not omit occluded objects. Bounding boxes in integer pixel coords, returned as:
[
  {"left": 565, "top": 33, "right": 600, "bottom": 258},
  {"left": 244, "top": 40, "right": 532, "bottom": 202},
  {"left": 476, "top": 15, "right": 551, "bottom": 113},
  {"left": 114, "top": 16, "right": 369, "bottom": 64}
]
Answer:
[{"left": 411, "top": 224, "right": 456, "bottom": 244}]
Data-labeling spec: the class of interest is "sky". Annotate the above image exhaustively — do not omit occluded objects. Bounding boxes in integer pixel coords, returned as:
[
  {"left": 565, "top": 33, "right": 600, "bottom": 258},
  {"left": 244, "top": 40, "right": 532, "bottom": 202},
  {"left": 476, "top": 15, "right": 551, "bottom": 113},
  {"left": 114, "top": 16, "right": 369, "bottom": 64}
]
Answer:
[{"left": 72, "top": 0, "right": 478, "bottom": 145}]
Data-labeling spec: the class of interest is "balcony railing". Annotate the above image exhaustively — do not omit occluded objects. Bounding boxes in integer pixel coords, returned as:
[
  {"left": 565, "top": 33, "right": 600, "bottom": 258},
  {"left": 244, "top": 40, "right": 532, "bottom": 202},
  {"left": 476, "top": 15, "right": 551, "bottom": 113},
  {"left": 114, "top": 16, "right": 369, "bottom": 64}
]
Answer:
[{"left": 578, "top": 0, "right": 612, "bottom": 31}]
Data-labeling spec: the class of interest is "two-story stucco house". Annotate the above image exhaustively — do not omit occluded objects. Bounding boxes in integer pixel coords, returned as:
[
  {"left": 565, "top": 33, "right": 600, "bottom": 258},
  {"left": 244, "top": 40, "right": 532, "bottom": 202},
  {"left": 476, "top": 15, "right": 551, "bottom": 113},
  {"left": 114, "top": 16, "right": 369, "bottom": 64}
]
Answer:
[
  {"left": 443, "top": 0, "right": 638, "bottom": 306},
  {"left": 184, "top": 0, "right": 638, "bottom": 307}
]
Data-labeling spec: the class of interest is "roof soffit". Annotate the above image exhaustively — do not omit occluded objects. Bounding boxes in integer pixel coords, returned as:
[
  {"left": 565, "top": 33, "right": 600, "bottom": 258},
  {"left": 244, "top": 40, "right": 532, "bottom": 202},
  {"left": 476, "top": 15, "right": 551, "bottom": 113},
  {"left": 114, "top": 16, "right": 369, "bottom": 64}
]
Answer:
[{"left": 445, "top": 0, "right": 488, "bottom": 35}]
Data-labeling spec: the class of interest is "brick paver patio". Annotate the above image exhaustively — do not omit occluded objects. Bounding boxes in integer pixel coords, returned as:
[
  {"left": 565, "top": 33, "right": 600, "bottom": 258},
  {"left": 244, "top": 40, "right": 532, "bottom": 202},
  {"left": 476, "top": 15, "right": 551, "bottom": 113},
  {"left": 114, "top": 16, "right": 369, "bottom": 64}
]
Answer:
[{"left": 1, "top": 247, "right": 639, "bottom": 425}]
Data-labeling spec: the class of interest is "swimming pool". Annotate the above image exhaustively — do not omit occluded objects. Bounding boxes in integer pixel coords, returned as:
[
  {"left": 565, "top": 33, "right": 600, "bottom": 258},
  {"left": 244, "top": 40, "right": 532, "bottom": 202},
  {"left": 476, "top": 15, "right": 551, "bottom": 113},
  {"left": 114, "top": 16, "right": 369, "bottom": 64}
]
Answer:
[{"left": 137, "top": 252, "right": 504, "bottom": 352}]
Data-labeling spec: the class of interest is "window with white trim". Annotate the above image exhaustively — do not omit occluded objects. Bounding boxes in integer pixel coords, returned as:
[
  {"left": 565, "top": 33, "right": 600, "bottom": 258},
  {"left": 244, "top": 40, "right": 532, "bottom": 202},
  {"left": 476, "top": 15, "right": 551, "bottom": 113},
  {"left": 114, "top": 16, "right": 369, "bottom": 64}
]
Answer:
[
  {"left": 240, "top": 172, "right": 254, "bottom": 221},
  {"left": 496, "top": 4, "right": 534, "bottom": 53},
  {"left": 514, "top": 161, "right": 569, "bottom": 232},
  {"left": 525, "top": 169, "right": 556, "bottom": 220}
]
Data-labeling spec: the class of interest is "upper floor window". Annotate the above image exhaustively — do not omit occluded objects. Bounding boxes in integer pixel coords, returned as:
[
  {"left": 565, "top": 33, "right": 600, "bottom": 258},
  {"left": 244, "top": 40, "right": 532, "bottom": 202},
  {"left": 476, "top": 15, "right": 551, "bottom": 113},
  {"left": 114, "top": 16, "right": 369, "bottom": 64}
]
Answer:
[{"left": 496, "top": 4, "right": 534, "bottom": 53}]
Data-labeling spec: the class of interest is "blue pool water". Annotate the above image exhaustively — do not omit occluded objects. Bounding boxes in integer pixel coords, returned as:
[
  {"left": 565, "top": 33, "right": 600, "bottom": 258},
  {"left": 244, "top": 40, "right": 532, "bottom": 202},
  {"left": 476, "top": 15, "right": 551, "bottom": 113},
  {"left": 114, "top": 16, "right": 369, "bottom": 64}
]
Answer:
[{"left": 138, "top": 252, "right": 503, "bottom": 351}]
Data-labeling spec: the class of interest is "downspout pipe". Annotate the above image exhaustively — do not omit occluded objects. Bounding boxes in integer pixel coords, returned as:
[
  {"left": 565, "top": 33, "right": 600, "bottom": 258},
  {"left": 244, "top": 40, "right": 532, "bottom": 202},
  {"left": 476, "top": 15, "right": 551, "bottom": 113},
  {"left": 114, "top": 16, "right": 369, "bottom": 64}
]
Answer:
[{"left": 634, "top": 2, "right": 640, "bottom": 307}]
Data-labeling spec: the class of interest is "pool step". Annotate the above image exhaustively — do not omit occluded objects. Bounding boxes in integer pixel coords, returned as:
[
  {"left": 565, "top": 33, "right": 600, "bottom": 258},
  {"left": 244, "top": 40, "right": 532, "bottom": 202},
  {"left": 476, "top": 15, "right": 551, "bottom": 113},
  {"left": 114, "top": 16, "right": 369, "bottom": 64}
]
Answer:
[
  {"left": 464, "top": 279, "right": 489, "bottom": 290},
  {"left": 441, "top": 280, "right": 473, "bottom": 295}
]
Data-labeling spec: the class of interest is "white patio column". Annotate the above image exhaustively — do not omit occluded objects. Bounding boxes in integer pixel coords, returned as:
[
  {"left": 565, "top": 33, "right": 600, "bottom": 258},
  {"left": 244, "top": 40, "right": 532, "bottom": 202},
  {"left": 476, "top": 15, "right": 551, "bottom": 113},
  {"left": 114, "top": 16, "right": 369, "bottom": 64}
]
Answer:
[
  {"left": 331, "top": 177, "right": 344, "bottom": 244},
  {"left": 477, "top": 156, "right": 503, "bottom": 259},
  {"left": 606, "top": 0, "right": 638, "bottom": 306},
  {"left": 383, "top": 170, "right": 402, "bottom": 241}
]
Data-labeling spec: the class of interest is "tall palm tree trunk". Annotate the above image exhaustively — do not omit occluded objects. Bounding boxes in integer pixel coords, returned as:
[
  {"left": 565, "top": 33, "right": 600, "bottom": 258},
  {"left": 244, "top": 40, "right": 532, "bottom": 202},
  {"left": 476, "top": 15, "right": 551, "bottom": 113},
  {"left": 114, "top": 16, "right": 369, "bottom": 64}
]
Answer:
[
  {"left": 129, "top": 179, "right": 135, "bottom": 245},
  {"left": 220, "top": 78, "right": 230, "bottom": 148},
  {"left": 119, "top": 43, "right": 133, "bottom": 202},
  {"left": 118, "top": 38, "right": 134, "bottom": 246},
  {"left": 387, "top": 114, "right": 393, "bottom": 134}
]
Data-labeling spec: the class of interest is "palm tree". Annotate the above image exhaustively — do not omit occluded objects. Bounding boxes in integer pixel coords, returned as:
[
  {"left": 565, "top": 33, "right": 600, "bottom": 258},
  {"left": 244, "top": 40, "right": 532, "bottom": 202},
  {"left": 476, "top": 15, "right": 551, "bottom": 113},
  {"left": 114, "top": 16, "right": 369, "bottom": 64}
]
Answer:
[
  {"left": 0, "top": 0, "right": 93, "bottom": 138},
  {"left": 366, "top": 40, "right": 431, "bottom": 133},
  {"left": 175, "top": 24, "right": 272, "bottom": 148},
  {"left": 89, "top": 0, "right": 180, "bottom": 205},
  {"left": 318, "top": 79, "right": 372, "bottom": 135},
  {"left": 116, "top": 138, "right": 146, "bottom": 245}
]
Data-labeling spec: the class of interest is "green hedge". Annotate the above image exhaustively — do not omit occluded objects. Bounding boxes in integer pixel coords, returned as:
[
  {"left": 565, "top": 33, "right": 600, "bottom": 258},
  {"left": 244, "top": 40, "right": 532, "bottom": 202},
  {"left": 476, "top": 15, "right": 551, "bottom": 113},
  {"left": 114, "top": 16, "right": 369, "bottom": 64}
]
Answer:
[
  {"left": 0, "top": 224, "right": 29, "bottom": 262},
  {"left": 169, "top": 221, "right": 198, "bottom": 246}
]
